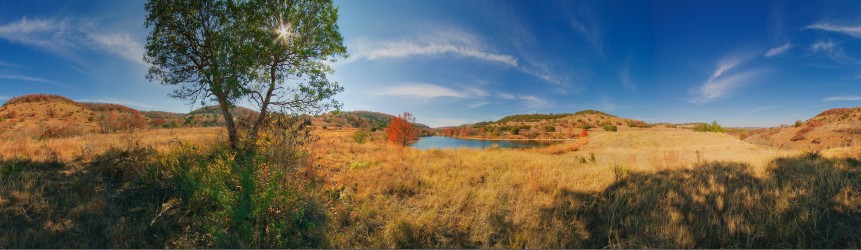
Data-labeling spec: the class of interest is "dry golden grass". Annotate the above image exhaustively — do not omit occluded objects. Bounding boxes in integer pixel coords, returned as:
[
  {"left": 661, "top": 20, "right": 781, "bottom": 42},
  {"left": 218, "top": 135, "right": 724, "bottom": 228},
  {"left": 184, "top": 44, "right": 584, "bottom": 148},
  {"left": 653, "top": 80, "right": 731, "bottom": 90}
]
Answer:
[
  {"left": 2, "top": 125, "right": 860, "bottom": 248},
  {"left": 529, "top": 137, "right": 587, "bottom": 155},
  {"left": 312, "top": 127, "right": 861, "bottom": 248},
  {"left": 578, "top": 128, "right": 797, "bottom": 175},
  {"left": 0, "top": 127, "right": 224, "bottom": 162}
]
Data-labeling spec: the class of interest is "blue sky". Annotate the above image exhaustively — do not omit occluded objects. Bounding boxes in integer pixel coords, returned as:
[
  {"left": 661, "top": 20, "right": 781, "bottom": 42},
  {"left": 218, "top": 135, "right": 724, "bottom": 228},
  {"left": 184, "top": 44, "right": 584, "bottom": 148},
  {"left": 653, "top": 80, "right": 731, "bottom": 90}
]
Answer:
[{"left": 2, "top": 0, "right": 861, "bottom": 127}]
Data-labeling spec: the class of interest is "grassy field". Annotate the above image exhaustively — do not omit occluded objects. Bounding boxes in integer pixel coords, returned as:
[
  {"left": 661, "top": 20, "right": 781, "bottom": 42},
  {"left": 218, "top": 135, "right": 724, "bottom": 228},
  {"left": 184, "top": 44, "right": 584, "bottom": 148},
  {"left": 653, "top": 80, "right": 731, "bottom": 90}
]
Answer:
[
  {"left": 0, "top": 127, "right": 224, "bottom": 162},
  {"left": 1, "top": 126, "right": 860, "bottom": 248}
]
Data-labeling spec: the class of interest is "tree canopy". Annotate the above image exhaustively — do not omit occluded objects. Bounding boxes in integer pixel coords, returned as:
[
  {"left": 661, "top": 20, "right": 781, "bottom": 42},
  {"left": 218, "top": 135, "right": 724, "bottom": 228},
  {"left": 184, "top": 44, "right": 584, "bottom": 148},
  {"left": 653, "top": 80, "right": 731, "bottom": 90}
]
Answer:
[{"left": 144, "top": 0, "right": 346, "bottom": 150}]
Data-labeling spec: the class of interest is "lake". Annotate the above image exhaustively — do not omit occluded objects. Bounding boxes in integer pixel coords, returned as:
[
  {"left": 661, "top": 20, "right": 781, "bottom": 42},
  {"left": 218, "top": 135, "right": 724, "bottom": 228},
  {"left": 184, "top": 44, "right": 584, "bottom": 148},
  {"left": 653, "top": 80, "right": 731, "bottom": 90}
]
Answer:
[{"left": 410, "top": 136, "right": 564, "bottom": 150}]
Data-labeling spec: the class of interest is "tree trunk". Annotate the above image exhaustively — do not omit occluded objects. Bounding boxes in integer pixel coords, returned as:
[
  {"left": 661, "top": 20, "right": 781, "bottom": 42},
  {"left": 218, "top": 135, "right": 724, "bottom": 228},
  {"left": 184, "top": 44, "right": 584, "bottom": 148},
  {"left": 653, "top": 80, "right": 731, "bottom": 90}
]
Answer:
[
  {"left": 249, "top": 61, "right": 279, "bottom": 142},
  {"left": 216, "top": 93, "right": 239, "bottom": 151}
]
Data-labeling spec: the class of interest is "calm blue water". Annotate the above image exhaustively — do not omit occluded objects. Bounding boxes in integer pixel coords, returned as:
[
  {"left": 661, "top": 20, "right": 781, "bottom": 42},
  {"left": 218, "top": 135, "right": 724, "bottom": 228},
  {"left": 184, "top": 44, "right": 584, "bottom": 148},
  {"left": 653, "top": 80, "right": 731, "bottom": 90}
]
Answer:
[{"left": 410, "top": 136, "right": 561, "bottom": 150}]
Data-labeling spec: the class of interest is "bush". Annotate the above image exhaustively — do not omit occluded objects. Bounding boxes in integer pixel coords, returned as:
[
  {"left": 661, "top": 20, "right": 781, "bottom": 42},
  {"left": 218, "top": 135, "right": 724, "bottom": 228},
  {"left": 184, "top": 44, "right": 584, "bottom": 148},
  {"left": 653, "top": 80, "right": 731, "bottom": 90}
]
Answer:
[
  {"left": 603, "top": 125, "right": 617, "bottom": 132},
  {"left": 626, "top": 120, "right": 653, "bottom": 128},
  {"left": 352, "top": 129, "right": 369, "bottom": 143},
  {"left": 544, "top": 126, "right": 556, "bottom": 132},
  {"left": 693, "top": 121, "right": 725, "bottom": 133}
]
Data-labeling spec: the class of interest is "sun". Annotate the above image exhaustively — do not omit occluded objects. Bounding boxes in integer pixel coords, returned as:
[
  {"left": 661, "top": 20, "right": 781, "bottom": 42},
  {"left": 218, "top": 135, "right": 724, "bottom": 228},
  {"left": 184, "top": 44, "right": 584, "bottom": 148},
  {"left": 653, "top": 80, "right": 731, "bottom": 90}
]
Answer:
[{"left": 276, "top": 22, "right": 292, "bottom": 41}]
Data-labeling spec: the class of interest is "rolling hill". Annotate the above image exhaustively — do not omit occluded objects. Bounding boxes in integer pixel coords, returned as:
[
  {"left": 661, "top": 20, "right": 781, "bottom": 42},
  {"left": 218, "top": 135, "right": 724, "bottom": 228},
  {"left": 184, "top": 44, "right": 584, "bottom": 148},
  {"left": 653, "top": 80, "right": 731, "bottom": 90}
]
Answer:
[
  {"left": 0, "top": 94, "right": 261, "bottom": 139},
  {"left": 745, "top": 107, "right": 861, "bottom": 150},
  {"left": 314, "top": 110, "right": 432, "bottom": 133},
  {"left": 435, "top": 110, "right": 653, "bottom": 139},
  {"left": 0, "top": 94, "right": 100, "bottom": 139}
]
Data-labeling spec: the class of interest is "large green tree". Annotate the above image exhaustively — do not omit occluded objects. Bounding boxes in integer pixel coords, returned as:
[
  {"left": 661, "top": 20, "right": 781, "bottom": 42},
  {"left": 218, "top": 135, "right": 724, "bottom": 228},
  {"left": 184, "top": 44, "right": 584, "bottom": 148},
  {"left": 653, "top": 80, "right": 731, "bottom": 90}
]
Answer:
[
  {"left": 242, "top": 0, "right": 346, "bottom": 141},
  {"left": 144, "top": 0, "right": 345, "bottom": 150}
]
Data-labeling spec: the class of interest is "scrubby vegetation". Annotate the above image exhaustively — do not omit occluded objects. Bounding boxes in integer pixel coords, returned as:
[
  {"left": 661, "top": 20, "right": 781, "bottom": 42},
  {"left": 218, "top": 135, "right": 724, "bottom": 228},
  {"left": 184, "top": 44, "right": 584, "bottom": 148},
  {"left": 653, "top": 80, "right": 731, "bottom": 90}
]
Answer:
[
  {"left": 0, "top": 118, "right": 326, "bottom": 248},
  {"left": 693, "top": 121, "right": 726, "bottom": 133},
  {"left": 312, "top": 129, "right": 861, "bottom": 248},
  {"left": 497, "top": 113, "right": 571, "bottom": 123},
  {"left": 3, "top": 113, "right": 861, "bottom": 248},
  {"left": 603, "top": 124, "right": 618, "bottom": 131},
  {"left": 4, "top": 94, "right": 79, "bottom": 106}
]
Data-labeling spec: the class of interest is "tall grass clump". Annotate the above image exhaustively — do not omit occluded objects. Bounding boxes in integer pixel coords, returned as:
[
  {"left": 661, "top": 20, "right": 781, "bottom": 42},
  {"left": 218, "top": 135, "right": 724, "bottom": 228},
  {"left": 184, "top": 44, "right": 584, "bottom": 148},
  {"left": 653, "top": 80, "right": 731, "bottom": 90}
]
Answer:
[{"left": 693, "top": 121, "right": 726, "bottom": 133}]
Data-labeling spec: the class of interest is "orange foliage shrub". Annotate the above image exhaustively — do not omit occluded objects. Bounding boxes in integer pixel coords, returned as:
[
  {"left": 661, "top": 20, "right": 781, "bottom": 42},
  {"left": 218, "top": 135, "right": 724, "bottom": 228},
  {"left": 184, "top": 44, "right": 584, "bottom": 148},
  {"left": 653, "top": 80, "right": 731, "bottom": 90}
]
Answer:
[
  {"left": 150, "top": 118, "right": 167, "bottom": 127},
  {"left": 442, "top": 128, "right": 454, "bottom": 137},
  {"left": 386, "top": 112, "right": 417, "bottom": 146},
  {"left": 97, "top": 111, "right": 147, "bottom": 133},
  {"left": 580, "top": 128, "right": 588, "bottom": 137}
]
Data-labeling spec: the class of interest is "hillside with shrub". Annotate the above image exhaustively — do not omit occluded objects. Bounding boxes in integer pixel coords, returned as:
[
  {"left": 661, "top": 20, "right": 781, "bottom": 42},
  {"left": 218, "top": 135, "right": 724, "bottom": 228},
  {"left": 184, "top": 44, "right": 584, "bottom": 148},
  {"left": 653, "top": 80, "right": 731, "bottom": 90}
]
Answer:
[
  {"left": 0, "top": 94, "right": 265, "bottom": 139},
  {"left": 745, "top": 107, "right": 861, "bottom": 150},
  {"left": 0, "top": 94, "right": 101, "bottom": 139},
  {"left": 181, "top": 105, "right": 260, "bottom": 128},
  {"left": 315, "top": 110, "right": 432, "bottom": 134},
  {"left": 436, "top": 110, "right": 652, "bottom": 139}
]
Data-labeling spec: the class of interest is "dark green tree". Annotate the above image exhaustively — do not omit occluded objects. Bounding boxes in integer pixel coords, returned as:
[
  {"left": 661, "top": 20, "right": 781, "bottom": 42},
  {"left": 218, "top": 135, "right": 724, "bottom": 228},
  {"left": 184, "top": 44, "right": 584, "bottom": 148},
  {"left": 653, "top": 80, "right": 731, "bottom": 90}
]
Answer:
[
  {"left": 144, "top": 0, "right": 345, "bottom": 150},
  {"left": 241, "top": 0, "right": 346, "bottom": 141}
]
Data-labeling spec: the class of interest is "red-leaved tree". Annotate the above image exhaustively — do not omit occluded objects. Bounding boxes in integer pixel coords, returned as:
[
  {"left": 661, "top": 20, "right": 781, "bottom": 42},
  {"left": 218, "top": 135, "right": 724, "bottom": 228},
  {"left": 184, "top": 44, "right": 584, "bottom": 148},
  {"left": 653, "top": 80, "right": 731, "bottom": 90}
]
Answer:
[{"left": 387, "top": 112, "right": 417, "bottom": 146}]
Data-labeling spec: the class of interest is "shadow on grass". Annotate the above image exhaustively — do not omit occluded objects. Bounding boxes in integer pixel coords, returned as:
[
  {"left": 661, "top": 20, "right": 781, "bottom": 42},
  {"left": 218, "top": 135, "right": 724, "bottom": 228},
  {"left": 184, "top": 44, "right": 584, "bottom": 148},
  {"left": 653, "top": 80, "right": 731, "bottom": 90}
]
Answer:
[
  {"left": 536, "top": 155, "right": 861, "bottom": 248},
  {"left": 0, "top": 144, "right": 327, "bottom": 248},
  {"left": 0, "top": 147, "right": 174, "bottom": 248}
]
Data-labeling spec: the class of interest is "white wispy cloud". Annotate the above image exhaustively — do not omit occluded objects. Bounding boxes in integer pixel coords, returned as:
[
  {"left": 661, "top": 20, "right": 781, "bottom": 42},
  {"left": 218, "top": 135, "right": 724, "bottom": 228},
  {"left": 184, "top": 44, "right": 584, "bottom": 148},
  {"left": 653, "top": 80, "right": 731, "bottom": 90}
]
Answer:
[
  {"left": 0, "top": 73, "right": 58, "bottom": 84},
  {"left": 496, "top": 92, "right": 516, "bottom": 100},
  {"left": 89, "top": 33, "right": 145, "bottom": 65},
  {"left": 467, "top": 101, "right": 491, "bottom": 109},
  {"left": 348, "top": 28, "right": 517, "bottom": 67},
  {"left": 808, "top": 39, "right": 861, "bottom": 64},
  {"left": 464, "top": 87, "right": 489, "bottom": 97},
  {"left": 709, "top": 55, "right": 751, "bottom": 81},
  {"left": 764, "top": 43, "right": 791, "bottom": 58},
  {"left": 520, "top": 63, "right": 569, "bottom": 88},
  {"left": 519, "top": 95, "right": 551, "bottom": 109},
  {"left": 0, "top": 17, "right": 76, "bottom": 58},
  {"left": 570, "top": 19, "right": 603, "bottom": 56},
  {"left": 691, "top": 71, "right": 761, "bottom": 104},
  {"left": 348, "top": 24, "right": 576, "bottom": 89},
  {"left": 76, "top": 98, "right": 159, "bottom": 109},
  {"left": 375, "top": 83, "right": 470, "bottom": 99},
  {"left": 823, "top": 96, "right": 861, "bottom": 101},
  {"left": 806, "top": 23, "right": 861, "bottom": 38},
  {"left": 690, "top": 54, "right": 762, "bottom": 104},
  {"left": 0, "top": 60, "right": 20, "bottom": 68},
  {"left": 811, "top": 39, "right": 836, "bottom": 52},
  {"left": 0, "top": 17, "right": 146, "bottom": 66}
]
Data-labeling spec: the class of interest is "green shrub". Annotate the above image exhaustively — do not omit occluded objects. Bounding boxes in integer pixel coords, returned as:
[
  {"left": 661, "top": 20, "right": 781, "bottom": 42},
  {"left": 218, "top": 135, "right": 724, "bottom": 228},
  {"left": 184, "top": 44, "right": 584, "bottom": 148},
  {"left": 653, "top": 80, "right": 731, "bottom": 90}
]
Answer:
[
  {"left": 693, "top": 121, "right": 725, "bottom": 133},
  {"left": 352, "top": 129, "right": 369, "bottom": 143},
  {"left": 159, "top": 145, "right": 326, "bottom": 248},
  {"left": 603, "top": 125, "right": 617, "bottom": 132},
  {"left": 626, "top": 120, "right": 653, "bottom": 128}
]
